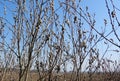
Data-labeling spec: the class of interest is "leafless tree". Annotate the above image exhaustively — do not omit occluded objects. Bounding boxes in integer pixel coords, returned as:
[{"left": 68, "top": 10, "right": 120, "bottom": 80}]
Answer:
[{"left": 0, "top": 0, "right": 120, "bottom": 81}]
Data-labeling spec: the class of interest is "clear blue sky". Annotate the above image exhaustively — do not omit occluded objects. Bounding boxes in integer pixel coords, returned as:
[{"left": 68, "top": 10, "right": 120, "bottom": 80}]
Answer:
[
  {"left": 65, "top": 0, "right": 120, "bottom": 71},
  {"left": 0, "top": 0, "right": 120, "bottom": 71},
  {"left": 79, "top": 0, "right": 120, "bottom": 71}
]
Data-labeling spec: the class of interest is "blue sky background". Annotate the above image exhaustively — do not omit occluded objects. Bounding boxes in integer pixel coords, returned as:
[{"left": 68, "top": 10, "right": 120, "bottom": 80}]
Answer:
[
  {"left": 61, "top": 0, "right": 120, "bottom": 71},
  {"left": 0, "top": 0, "right": 120, "bottom": 71},
  {"left": 80, "top": 0, "right": 120, "bottom": 70}
]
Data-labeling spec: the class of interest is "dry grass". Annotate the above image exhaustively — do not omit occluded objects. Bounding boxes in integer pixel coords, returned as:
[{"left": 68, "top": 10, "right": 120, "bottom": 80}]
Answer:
[{"left": 1, "top": 70, "right": 120, "bottom": 81}]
